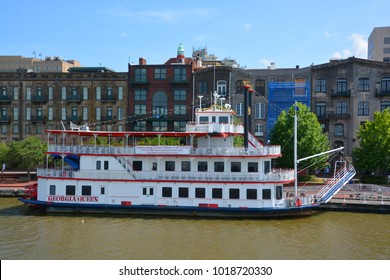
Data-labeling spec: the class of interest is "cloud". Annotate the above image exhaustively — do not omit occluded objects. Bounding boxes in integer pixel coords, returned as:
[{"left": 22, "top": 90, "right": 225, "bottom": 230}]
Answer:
[{"left": 330, "top": 33, "right": 367, "bottom": 59}]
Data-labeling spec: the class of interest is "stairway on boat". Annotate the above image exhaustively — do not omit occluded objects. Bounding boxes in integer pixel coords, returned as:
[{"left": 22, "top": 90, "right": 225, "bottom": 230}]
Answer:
[{"left": 316, "top": 166, "right": 356, "bottom": 203}]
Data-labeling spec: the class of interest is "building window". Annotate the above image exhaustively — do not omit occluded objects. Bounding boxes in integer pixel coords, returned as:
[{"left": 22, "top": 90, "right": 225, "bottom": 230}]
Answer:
[
  {"left": 229, "top": 189, "right": 240, "bottom": 199},
  {"left": 236, "top": 103, "right": 244, "bottom": 116},
  {"left": 248, "top": 162, "right": 258, "bottom": 172},
  {"left": 315, "top": 102, "right": 326, "bottom": 118},
  {"left": 380, "top": 101, "right": 390, "bottom": 111},
  {"left": 262, "top": 189, "right": 271, "bottom": 200},
  {"left": 82, "top": 185, "right": 92, "bottom": 196},
  {"left": 174, "top": 90, "right": 186, "bottom": 101},
  {"left": 152, "top": 121, "right": 167, "bottom": 131},
  {"left": 198, "top": 81, "right": 207, "bottom": 94},
  {"left": 154, "top": 68, "right": 166, "bottom": 80},
  {"left": 236, "top": 80, "right": 244, "bottom": 94},
  {"left": 198, "top": 161, "right": 208, "bottom": 172},
  {"left": 181, "top": 161, "right": 190, "bottom": 172},
  {"left": 179, "top": 187, "right": 189, "bottom": 198},
  {"left": 381, "top": 78, "right": 390, "bottom": 93},
  {"left": 117, "top": 86, "right": 123, "bottom": 100},
  {"left": 255, "top": 79, "right": 265, "bottom": 95},
  {"left": 153, "top": 91, "right": 167, "bottom": 117},
  {"left": 174, "top": 67, "right": 186, "bottom": 82},
  {"left": 358, "top": 101, "right": 369, "bottom": 116},
  {"left": 135, "top": 68, "right": 147, "bottom": 82},
  {"left": 96, "top": 107, "right": 101, "bottom": 121},
  {"left": 61, "top": 87, "right": 66, "bottom": 100},
  {"left": 231, "top": 162, "right": 241, "bottom": 172},
  {"left": 217, "top": 80, "right": 227, "bottom": 96},
  {"left": 212, "top": 188, "right": 223, "bottom": 199},
  {"left": 214, "top": 162, "right": 224, "bottom": 172},
  {"left": 162, "top": 187, "right": 172, "bottom": 198},
  {"left": 358, "top": 78, "right": 369, "bottom": 92},
  {"left": 255, "top": 103, "right": 265, "bottom": 119},
  {"left": 337, "top": 78, "right": 347, "bottom": 93},
  {"left": 134, "top": 121, "right": 146, "bottom": 131},
  {"left": 26, "top": 87, "right": 32, "bottom": 100},
  {"left": 135, "top": 89, "right": 146, "bottom": 101},
  {"left": 25, "top": 107, "right": 31, "bottom": 121},
  {"left": 384, "top": 37, "right": 390, "bottom": 44},
  {"left": 255, "top": 124, "right": 263, "bottom": 136},
  {"left": 82, "top": 107, "right": 88, "bottom": 121},
  {"left": 95, "top": 87, "right": 101, "bottom": 100},
  {"left": 134, "top": 104, "right": 146, "bottom": 115},
  {"left": 61, "top": 107, "right": 66, "bottom": 121},
  {"left": 13, "top": 87, "right": 19, "bottom": 100},
  {"left": 195, "top": 188, "right": 205, "bottom": 198},
  {"left": 247, "top": 189, "right": 257, "bottom": 200},
  {"left": 117, "top": 107, "right": 123, "bottom": 120},
  {"left": 66, "top": 185, "right": 76, "bottom": 196},
  {"left": 174, "top": 104, "right": 186, "bottom": 115},
  {"left": 13, "top": 107, "right": 19, "bottom": 121},
  {"left": 83, "top": 87, "right": 88, "bottom": 100},
  {"left": 334, "top": 123, "right": 344, "bottom": 137},
  {"left": 12, "top": 124, "right": 18, "bottom": 134},
  {"left": 174, "top": 121, "right": 186, "bottom": 131},
  {"left": 165, "top": 161, "right": 175, "bottom": 171},
  {"left": 336, "top": 101, "right": 347, "bottom": 115},
  {"left": 315, "top": 79, "right": 326, "bottom": 93},
  {"left": 107, "top": 107, "right": 113, "bottom": 120}
]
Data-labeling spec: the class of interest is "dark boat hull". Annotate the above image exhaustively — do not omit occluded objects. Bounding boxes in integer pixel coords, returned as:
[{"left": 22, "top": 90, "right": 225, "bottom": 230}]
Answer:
[{"left": 19, "top": 198, "right": 316, "bottom": 218}]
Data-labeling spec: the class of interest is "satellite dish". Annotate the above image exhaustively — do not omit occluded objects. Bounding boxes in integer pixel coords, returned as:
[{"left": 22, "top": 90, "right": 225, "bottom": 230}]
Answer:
[{"left": 225, "top": 103, "right": 231, "bottom": 109}]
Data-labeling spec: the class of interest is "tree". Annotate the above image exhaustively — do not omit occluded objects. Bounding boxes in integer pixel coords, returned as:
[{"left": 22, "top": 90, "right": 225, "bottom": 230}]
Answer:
[
  {"left": 352, "top": 109, "right": 390, "bottom": 177},
  {"left": 7, "top": 136, "right": 47, "bottom": 177},
  {"left": 269, "top": 102, "right": 331, "bottom": 172}
]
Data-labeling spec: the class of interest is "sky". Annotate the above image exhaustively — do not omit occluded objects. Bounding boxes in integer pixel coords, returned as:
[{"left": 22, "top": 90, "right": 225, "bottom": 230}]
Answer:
[{"left": 0, "top": 0, "right": 389, "bottom": 72}]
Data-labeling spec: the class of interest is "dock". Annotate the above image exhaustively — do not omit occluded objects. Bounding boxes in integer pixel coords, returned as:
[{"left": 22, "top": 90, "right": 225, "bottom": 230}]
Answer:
[{"left": 0, "top": 171, "right": 36, "bottom": 197}]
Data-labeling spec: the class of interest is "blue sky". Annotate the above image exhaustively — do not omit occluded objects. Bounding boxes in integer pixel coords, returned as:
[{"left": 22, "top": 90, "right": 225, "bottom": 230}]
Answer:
[{"left": 1, "top": 0, "right": 389, "bottom": 71}]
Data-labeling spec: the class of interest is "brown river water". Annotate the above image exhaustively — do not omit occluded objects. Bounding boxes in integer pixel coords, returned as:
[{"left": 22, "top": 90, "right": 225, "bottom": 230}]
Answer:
[{"left": 0, "top": 198, "right": 389, "bottom": 260}]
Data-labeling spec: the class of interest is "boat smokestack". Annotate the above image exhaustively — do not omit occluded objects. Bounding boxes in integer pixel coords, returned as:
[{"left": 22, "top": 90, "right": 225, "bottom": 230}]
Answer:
[{"left": 243, "top": 84, "right": 251, "bottom": 149}]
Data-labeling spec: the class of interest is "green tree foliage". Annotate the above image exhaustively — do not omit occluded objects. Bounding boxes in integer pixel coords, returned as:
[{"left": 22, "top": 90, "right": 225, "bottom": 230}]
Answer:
[
  {"left": 352, "top": 109, "right": 390, "bottom": 176},
  {"left": 269, "top": 102, "right": 331, "bottom": 171},
  {"left": 0, "top": 143, "right": 10, "bottom": 166},
  {"left": 7, "top": 136, "right": 47, "bottom": 174}
]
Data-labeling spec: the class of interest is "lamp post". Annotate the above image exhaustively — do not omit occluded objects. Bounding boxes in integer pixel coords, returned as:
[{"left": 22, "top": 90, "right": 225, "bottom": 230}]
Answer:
[
  {"left": 243, "top": 84, "right": 251, "bottom": 149},
  {"left": 198, "top": 96, "right": 204, "bottom": 110}
]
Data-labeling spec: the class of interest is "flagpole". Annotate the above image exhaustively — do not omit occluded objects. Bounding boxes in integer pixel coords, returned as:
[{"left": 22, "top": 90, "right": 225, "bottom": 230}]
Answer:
[{"left": 294, "top": 101, "right": 298, "bottom": 198}]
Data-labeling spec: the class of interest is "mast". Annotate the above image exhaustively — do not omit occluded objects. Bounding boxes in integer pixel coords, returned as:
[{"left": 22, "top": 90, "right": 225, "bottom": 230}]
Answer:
[{"left": 294, "top": 102, "right": 298, "bottom": 197}]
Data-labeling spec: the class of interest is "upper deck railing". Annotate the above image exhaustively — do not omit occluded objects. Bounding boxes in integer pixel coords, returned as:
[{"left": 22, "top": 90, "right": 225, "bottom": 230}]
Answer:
[
  {"left": 38, "top": 168, "right": 294, "bottom": 183},
  {"left": 47, "top": 144, "right": 281, "bottom": 157}
]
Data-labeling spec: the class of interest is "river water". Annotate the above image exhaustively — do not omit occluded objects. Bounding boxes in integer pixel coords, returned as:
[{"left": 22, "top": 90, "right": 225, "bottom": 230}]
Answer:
[{"left": 1, "top": 198, "right": 389, "bottom": 260}]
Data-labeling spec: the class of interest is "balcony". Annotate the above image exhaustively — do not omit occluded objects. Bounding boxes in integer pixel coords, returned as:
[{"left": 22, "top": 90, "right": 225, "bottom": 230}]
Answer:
[
  {"left": 0, "top": 95, "right": 11, "bottom": 103},
  {"left": 329, "top": 113, "right": 350, "bottom": 120},
  {"left": 331, "top": 89, "right": 351, "bottom": 97},
  {"left": 67, "top": 95, "right": 82, "bottom": 103},
  {"left": 101, "top": 94, "right": 117, "bottom": 103},
  {"left": 0, "top": 116, "right": 10, "bottom": 123},
  {"left": 32, "top": 94, "right": 47, "bottom": 103},
  {"left": 31, "top": 116, "right": 46, "bottom": 123},
  {"left": 375, "top": 89, "right": 390, "bottom": 97}
]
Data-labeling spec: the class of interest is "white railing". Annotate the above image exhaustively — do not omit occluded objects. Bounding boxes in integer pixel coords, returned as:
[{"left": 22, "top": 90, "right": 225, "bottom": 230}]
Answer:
[
  {"left": 37, "top": 168, "right": 294, "bottom": 183},
  {"left": 48, "top": 144, "right": 281, "bottom": 157},
  {"left": 186, "top": 122, "right": 244, "bottom": 134}
]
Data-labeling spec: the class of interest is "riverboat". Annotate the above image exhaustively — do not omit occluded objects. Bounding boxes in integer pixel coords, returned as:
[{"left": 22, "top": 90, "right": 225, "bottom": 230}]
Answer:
[{"left": 19, "top": 94, "right": 356, "bottom": 218}]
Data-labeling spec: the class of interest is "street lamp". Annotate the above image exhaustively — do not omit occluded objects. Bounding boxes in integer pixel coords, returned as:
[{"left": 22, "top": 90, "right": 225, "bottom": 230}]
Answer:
[{"left": 198, "top": 96, "right": 204, "bottom": 110}]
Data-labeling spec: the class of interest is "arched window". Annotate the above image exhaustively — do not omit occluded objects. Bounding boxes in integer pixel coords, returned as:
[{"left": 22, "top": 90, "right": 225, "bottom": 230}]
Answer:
[{"left": 153, "top": 91, "right": 167, "bottom": 117}]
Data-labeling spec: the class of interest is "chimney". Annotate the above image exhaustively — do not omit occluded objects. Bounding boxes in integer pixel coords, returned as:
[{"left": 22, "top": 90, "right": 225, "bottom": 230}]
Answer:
[{"left": 139, "top": 57, "right": 147, "bottom": 65}]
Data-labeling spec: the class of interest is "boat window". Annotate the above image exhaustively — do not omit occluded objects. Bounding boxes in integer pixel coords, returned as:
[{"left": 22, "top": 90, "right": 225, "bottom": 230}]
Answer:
[
  {"left": 264, "top": 161, "right": 270, "bottom": 174},
  {"left": 179, "top": 187, "right": 189, "bottom": 198},
  {"left": 96, "top": 160, "right": 101, "bottom": 170},
  {"left": 133, "top": 161, "right": 142, "bottom": 171},
  {"left": 49, "top": 185, "right": 56, "bottom": 195},
  {"left": 212, "top": 188, "right": 223, "bottom": 199},
  {"left": 219, "top": 116, "right": 229, "bottom": 124},
  {"left": 195, "top": 188, "right": 205, "bottom": 198},
  {"left": 231, "top": 162, "right": 241, "bottom": 172},
  {"left": 229, "top": 188, "right": 240, "bottom": 199},
  {"left": 165, "top": 161, "right": 175, "bottom": 171},
  {"left": 262, "top": 189, "right": 271, "bottom": 200},
  {"left": 214, "top": 162, "right": 224, "bottom": 172},
  {"left": 104, "top": 160, "right": 109, "bottom": 170},
  {"left": 101, "top": 187, "right": 105, "bottom": 195},
  {"left": 248, "top": 162, "right": 258, "bottom": 172},
  {"left": 82, "top": 185, "right": 92, "bottom": 196},
  {"left": 198, "top": 161, "right": 208, "bottom": 172},
  {"left": 152, "top": 162, "right": 157, "bottom": 171},
  {"left": 181, "top": 161, "right": 191, "bottom": 172},
  {"left": 66, "top": 185, "right": 76, "bottom": 196},
  {"left": 162, "top": 187, "right": 172, "bottom": 198},
  {"left": 276, "top": 186, "right": 283, "bottom": 200},
  {"left": 199, "top": 116, "right": 208, "bottom": 123},
  {"left": 246, "top": 189, "right": 257, "bottom": 200}
]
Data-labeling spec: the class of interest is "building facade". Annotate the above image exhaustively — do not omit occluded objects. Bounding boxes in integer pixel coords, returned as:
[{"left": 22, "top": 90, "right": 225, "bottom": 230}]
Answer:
[
  {"left": 368, "top": 26, "right": 390, "bottom": 63},
  {"left": 0, "top": 69, "right": 128, "bottom": 143},
  {"left": 311, "top": 57, "right": 390, "bottom": 159}
]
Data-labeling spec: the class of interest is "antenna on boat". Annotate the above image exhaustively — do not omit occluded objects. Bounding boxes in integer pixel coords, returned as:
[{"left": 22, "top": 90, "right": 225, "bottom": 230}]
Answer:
[{"left": 198, "top": 96, "right": 203, "bottom": 110}]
